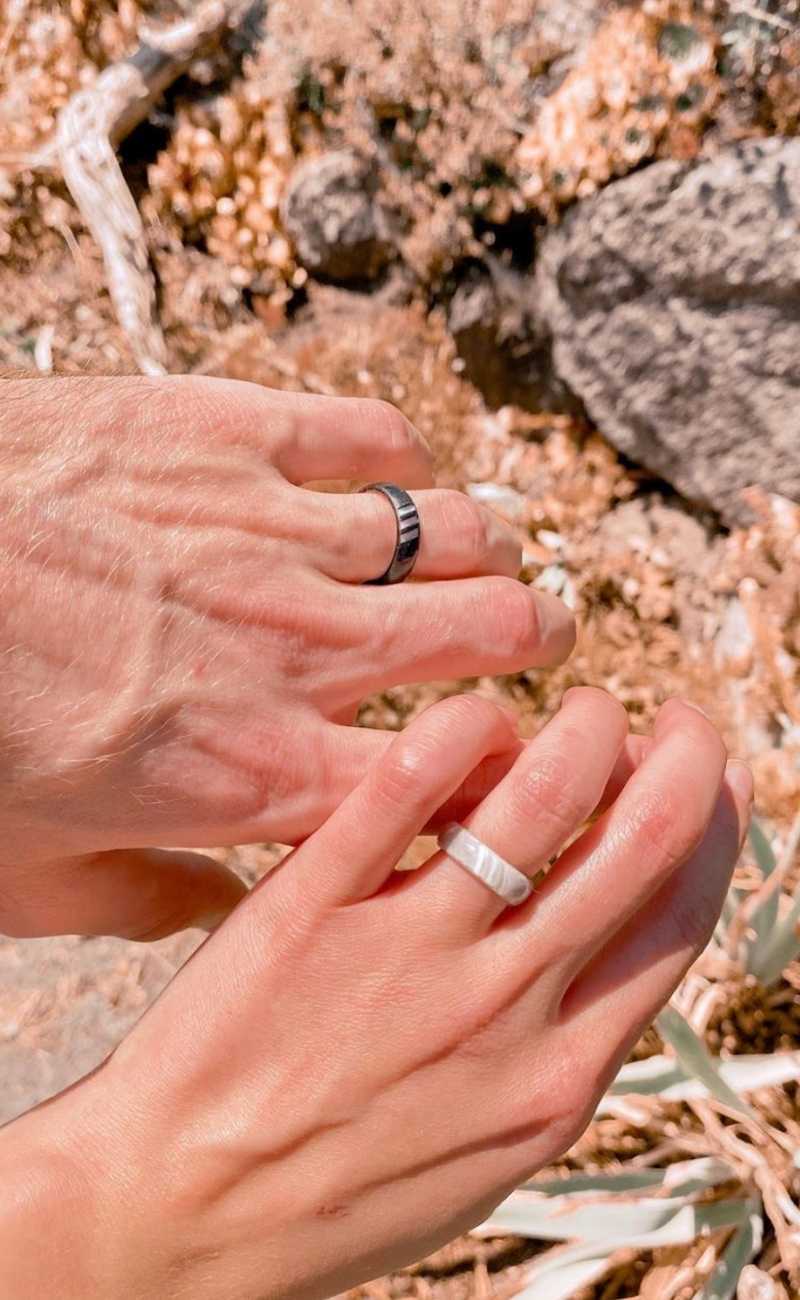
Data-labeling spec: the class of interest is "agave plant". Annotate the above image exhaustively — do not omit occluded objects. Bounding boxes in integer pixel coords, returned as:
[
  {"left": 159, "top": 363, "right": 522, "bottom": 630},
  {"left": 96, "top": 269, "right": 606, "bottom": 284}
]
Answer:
[
  {"left": 724, "top": 815, "right": 800, "bottom": 989},
  {"left": 473, "top": 816, "right": 800, "bottom": 1300}
]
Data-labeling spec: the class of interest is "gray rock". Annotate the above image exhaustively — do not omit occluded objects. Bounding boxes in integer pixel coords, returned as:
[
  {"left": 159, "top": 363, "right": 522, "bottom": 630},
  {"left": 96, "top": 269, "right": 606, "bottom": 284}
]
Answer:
[
  {"left": 536, "top": 137, "right": 800, "bottom": 523},
  {"left": 282, "top": 150, "right": 392, "bottom": 283}
]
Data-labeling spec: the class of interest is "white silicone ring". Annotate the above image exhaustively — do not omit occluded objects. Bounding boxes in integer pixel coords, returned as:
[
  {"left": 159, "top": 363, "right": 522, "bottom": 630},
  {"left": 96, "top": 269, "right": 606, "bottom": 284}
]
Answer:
[{"left": 437, "top": 823, "right": 533, "bottom": 907}]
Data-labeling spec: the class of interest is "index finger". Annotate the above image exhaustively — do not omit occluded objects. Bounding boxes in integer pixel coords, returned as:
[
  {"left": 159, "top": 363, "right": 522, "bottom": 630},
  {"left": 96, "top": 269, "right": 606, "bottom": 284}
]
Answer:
[{"left": 187, "top": 377, "right": 436, "bottom": 488}]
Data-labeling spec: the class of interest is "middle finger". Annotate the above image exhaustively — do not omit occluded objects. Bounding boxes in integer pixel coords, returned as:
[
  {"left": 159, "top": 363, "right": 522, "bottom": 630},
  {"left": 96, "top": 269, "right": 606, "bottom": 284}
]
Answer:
[
  {"left": 408, "top": 688, "right": 629, "bottom": 937},
  {"left": 491, "top": 699, "right": 728, "bottom": 992},
  {"left": 327, "top": 576, "right": 576, "bottom": 708}
]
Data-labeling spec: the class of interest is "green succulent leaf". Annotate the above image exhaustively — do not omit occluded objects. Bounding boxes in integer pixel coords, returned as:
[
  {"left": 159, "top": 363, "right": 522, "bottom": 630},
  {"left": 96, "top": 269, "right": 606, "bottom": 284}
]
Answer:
[
  {"left": 512, "top": 1244, "right": 614, "bottom": 1300},
  {"left": 597, "top": 1050, "right": 800, "bottom": 1113},
  {"left": 520, "top": 1157, "right": 734, "bottom": 1199},
  {"left": 693, "top": 1203, "right": 763, "bottom": 1300},
  {"left": 476, "top": 1190, "right": 747, "bottom": 1245},
  {"left": 749, "top": 820, "right": 778, "bottom": 878},
  {"left": 744, "top": 819, "right": 783, "bottom": 978},
  {"left": 655, "top": 1006, "right": 756, "bottom": 1121},
  {"left": 747, "top": 889, "right": 800, "bottom": 987}
]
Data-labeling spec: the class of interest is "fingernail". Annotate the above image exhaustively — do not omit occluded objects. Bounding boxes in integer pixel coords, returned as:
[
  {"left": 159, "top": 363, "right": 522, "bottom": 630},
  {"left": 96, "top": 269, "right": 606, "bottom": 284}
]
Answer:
[
  {"left": 683, "top": 700, "right": 712, "bottom": 721},
  {"left": 561, "top": 686, "right": 582, "bottom": 706},
  {"left": 655, "top": 698, "right": 712, "bottom": 735},
  {"left": 536, "top": 592, "right": 577, "bottom": 658},
  {"left": 726, "top": 759, "right": 754, "bottom": 805}
]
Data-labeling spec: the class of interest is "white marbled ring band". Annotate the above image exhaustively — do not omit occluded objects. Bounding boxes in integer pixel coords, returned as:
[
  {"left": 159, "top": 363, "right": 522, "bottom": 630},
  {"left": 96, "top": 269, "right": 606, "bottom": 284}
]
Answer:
[{"left": 437, "top": 823, "right": 533, "bottom": 907}]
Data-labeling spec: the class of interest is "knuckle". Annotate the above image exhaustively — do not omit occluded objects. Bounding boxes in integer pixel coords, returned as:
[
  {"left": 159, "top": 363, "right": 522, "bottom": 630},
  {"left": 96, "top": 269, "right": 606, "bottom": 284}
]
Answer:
[
  {"left": 665, "top": 887, "right": 716, "bottom": 953},
  {"left": 566, "top": 686, "right": 629, "bottom": 729},
  {"left": 489, "top": 579, "right": 540, "bottom": 658},
  {"left": 88, "top": 375, "right": 173, "bottom": 445},
  {"left": 456, "top": 692, "right": 511, "bottom": 737},
  {"left": 429, "top": 692, "right": 500, "bottom": 738},
  {"left": 628, "top": 788, "right": 704, "bottom": 875},
  {"left": 510, "top": 748, "right": 587, "bottom": 834},
  {"left": 663, "top": 701, "right": 728, "bottom": 760},
  {"left": 165, "top": 717, "right": 315, "bottom": 831},
  {"left": 440, "top": 492, "right": 491, "bottom": 568},
  {"left": 515, "top": 1035, "right": 593, "bottom": 1141},
  {"left": 373, "top": 694, "right": 508, "bottom": 816},
  {"left": 155, "top": 375, "right": 228, "bottom": 438},
  {"left": 687, "top": 715, "right": 728, "bottom": 767},
  {"left": 361, "top": 400, "right": 428, "bottom": 465},
  {"left": 373, "top": 741, "right": 431, "bottom": 815}
]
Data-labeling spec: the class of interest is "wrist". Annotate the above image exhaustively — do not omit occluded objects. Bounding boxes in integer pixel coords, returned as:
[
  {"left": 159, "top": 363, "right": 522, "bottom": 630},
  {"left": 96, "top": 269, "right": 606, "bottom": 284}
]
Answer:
[{"left": 0, "top": 1081, "right": 123, "bottom": 1299}]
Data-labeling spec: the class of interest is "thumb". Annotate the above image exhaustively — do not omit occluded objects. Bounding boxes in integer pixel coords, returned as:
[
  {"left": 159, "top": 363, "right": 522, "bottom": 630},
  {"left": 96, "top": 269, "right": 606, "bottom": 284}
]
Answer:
[{"left": 0, "top": 848, "right": 248, "bottom": 941}]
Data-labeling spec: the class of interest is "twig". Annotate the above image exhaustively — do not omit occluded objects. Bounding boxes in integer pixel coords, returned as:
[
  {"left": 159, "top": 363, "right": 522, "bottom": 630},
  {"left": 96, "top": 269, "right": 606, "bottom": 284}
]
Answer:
[
  {"left": 727, "top": 2, "right": 794, "bottom": 31},
  {"left": 11, "top": 1, "right": 254, "bottom": 375}
]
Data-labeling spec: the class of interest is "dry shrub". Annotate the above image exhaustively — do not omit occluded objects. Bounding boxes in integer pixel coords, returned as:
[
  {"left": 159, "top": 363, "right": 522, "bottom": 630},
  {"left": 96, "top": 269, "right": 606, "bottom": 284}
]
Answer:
[
  {"left": 142, "top": 0, "right": 724, "bottom": 286},
  {"left": 144, "top": 40, "right": 299, "bottom": 302},
  {"left": 1, "top": 0, "right": 786, "bottom": 292},
  {"left": 719, "top": 492, "right": 800, "bottom": 821},
  {"left": 517, "top": 3, "right": 720, "bottom": 215},
  {"left": 766, "top": 31, "right": 800, "bottom": 134},
  {"left": 710, "top": 1, "right": 800, "bottom": 136},
  {"left": 0, "top": 2, "right": 88, "bottom": 262},
  {"left": 265, "top": 0, "right": 600, "bottom": 281}
]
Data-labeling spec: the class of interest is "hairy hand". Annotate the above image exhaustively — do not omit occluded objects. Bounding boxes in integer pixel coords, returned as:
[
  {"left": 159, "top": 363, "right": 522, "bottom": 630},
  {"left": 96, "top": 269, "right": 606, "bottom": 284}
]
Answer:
[
  {"left": 2, "top": 691, "right": 751, "bottom": 1300},
  {"left": 0, "top": 375, "right": 573, "bottom": 939}
]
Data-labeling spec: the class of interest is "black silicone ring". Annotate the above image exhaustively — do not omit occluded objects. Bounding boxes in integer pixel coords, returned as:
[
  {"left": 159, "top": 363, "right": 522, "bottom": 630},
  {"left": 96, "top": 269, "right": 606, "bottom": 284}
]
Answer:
[{"left": 361, "top": 483, "right": 421, "bottom": 585}]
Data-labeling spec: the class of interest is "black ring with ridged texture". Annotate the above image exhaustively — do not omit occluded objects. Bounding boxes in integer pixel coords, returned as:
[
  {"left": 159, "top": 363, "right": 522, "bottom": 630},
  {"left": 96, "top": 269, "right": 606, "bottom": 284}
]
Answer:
[{"left": 361, "top": 482, "right": 421, "bottom": 585}]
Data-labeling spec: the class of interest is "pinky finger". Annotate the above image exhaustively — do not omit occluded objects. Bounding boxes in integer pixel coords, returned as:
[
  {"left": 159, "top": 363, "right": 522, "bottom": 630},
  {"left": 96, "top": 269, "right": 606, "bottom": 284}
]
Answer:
[{"left": 559, "top": 762, "right": 752, "bottom": 1046}]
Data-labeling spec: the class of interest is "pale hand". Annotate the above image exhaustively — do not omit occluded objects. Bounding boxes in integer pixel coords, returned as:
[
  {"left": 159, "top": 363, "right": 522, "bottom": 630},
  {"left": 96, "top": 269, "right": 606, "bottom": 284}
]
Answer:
[{"left": 0, "top": 691, "right": 752, "bottom": 1300}]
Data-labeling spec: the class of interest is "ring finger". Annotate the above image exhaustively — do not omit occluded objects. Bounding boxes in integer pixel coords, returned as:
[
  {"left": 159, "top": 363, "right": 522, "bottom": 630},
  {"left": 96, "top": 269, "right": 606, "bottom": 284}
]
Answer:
[
  {"left": 306, "top": 487, "right": 522, "bottom": 582},
  {"left": 560, "top": 762, "right": 751, "bottom": 1048},
  {"left": 491, "top": 700, "right": 728, "bottom": 998},
  {"left": 408, "top": 688, "right": 629, "bottom": 936}
]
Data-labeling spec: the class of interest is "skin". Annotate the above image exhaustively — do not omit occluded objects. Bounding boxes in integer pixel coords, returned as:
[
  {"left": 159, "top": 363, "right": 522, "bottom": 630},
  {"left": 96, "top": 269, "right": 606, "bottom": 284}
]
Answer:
[
  {"left": 0, "top": 376, "right": 752, "bottom": 1297},
  {"left": 0, "top": 691, "right": 751, "bottom": 1299},
  {"left": 0, "top": 374, "right": 573, "bottom": 940}
]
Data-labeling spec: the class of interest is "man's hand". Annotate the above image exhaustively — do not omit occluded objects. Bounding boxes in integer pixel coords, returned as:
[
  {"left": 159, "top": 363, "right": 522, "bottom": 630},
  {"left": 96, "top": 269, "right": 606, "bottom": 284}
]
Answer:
[{"left": 0, "top": 375, "right": 574, "bottom": 940}]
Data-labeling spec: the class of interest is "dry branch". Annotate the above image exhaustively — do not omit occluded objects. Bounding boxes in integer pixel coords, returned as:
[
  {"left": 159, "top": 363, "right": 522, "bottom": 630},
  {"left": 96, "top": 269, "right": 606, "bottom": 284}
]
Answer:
[{"left": 25, "top": 0, "right": 254, "bottom": 375}]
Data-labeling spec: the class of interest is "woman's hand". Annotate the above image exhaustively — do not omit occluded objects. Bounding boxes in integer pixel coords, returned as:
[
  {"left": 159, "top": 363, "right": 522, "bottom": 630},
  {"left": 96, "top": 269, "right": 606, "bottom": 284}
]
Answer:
[
  {"left": 2, "top": 689, "right": 751, "bottom": 1300},
  {"left": 0, "top": 374, "right": 573, "bottom": 940}
]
